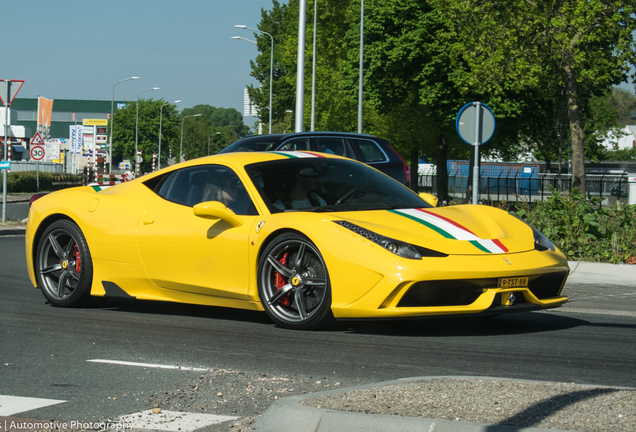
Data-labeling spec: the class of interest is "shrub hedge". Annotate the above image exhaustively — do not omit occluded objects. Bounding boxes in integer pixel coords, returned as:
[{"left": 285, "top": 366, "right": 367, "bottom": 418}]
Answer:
[
  {"left": 513, "top": 189, "right": 636, "bottom": 264},
  {"left": 0, "top": 171, "right": 83, "bottom": 193}
]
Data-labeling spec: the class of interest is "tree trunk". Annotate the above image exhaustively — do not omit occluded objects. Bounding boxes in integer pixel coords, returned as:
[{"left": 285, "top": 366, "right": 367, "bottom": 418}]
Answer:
[
  {"left": 410, "top": 149, "right": 419, "bottom": 192},
  {"left": 563, "top": 54, "right": 585, "bottom": 193},
  {"left": 435, "top": 135, "right": 449, "bottom": 204}
]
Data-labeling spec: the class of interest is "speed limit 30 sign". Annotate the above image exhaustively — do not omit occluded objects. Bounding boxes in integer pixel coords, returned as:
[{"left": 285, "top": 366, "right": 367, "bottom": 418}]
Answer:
[{"left": 31, "top": 145, "right": 45, "bottom": 161}]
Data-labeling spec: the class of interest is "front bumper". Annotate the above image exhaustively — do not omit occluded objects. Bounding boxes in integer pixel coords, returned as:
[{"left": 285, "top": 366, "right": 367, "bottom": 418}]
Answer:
[{"left": 329, "top": 249, "right": 569, "bottom": 319}]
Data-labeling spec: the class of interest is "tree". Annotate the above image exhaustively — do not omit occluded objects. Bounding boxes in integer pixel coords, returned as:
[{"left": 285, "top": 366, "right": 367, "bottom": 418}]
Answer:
[
  {"left": 433, "top": 0, "right": 636, "bottom": 193},
  {"left": 111, "top": 99, "right": 180, "bottom": 173},
  {"left": 608, "top": 87, "right": 636, "bottom": 126},
  {"left": 177, "top": 117, "right": 212, "bottom": 161},
  {"left": 181, "top": 105, "right": 250, "bottom": 137}
]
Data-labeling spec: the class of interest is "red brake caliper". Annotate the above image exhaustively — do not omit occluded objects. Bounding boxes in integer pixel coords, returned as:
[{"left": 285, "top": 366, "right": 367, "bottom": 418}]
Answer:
[
  {"left": 275, "top": 253, "right": 290, "bottom": 306},
  {"left": 73, "top": 245, "right": 81, "bottom": 274}
]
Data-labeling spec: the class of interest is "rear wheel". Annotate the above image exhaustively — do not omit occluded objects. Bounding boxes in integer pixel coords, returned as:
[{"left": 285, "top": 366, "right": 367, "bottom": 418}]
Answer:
[
  {"left": 35, "top": 220, "right": 96, "bottom": 307},
  {"left": 258, "top": 233, "right": 334, "bottom": 330}
]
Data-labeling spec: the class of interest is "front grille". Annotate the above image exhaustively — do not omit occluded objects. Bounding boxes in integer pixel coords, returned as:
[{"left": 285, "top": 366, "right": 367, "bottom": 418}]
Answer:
[
  {"left": 397, "top": 271, "right": 567, "bottom": 308},
  {"left": 397, "top": 280, "right": 492, "bottom": 307},
  {"left": 528, "top": 272, "right": 567, "bottom": 299}
]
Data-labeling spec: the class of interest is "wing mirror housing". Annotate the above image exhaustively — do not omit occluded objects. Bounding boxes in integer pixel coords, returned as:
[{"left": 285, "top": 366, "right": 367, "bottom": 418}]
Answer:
[
  {"left": 193, "top": 201, "right": 244, "bottom": 227},
  {"left": 419, "top": 192, "right": 438, "bottom": 207}
]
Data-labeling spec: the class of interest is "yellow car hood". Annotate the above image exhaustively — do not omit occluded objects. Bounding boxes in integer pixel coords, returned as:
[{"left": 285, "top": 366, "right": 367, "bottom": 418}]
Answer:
[{"left": 333, "top": 204, "right": 534, "bottom": 255}]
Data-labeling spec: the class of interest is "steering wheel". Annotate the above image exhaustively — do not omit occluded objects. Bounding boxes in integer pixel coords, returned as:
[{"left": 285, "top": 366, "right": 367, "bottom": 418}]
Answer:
[{"left": 335, "top": 189, "right": 365, "bottom": 205}]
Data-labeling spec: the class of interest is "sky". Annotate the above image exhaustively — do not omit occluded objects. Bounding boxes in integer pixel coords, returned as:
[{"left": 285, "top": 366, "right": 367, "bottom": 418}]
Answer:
[
  {"left": 4, "top": 0, "right": 277, "bottom": 120},
  {"left": 4, "top": 0, "right": 634, "bottom": 119}
]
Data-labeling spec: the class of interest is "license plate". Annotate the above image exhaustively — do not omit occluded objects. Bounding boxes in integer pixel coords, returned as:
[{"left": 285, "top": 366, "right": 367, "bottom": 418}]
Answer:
[{"left": 498, "top": 277, "right": 528, "bottom": 288}]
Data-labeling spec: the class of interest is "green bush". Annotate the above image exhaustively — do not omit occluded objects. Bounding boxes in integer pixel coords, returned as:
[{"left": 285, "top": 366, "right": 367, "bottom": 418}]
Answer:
[
  {"left": 0, "top": 171, "right": 83, "bottom": 193},
  {"left": 513, "top": 189, "right": 636, "bottom": 264},
  {"left": 2, "top": 171, "right": 52, "bottom": 192}
]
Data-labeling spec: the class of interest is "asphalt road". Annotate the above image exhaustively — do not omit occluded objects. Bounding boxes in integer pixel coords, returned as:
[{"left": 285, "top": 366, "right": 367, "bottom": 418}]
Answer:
[
  {"left": 0, "top": 201, "right": 28, "bottom": 222},
  {"left": 1, "top": 235, "right": 635, "bottom": 430}
]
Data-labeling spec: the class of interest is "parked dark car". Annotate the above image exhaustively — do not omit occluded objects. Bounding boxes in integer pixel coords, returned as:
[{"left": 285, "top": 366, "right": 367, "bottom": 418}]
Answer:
[{"left": 218, "top": 131, "right": 410, "bottom": 185}]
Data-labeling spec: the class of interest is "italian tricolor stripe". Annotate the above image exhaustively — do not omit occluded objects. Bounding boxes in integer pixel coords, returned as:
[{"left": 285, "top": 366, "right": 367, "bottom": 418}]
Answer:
[
  {"left": 269, "top": 151, "right": 326, "bottom": 158},
  {"left": 390, "top": 208, "right": 508, "bottom": 254}
]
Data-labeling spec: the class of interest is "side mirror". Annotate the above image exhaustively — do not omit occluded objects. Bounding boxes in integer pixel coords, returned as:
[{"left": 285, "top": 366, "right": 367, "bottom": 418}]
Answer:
[
  {"left": 193, "top": 201, "right": 244, "bottom": 227},
  {"left": 419, "top": 192, "right": 438, "bottom": 207}
]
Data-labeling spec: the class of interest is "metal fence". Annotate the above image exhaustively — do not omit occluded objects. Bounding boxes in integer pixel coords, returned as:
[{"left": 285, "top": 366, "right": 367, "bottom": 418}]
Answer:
[
  {"left": 3, "top": 161, "right": 64, "bottom": 173},
  {"left": 418, "top": 171, "right": 631, "bottom": 207}
]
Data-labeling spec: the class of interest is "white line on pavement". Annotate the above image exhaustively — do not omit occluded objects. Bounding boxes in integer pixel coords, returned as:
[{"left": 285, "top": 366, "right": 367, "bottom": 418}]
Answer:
[
  {"left": 86, "top": 359, "right": 209, "bottom": 371},
  {"left": 0, "top": 395, "right": 66, "bottom": 416},
  {"left": 118, "top": 409, "right": 238, "bottom": 431}
]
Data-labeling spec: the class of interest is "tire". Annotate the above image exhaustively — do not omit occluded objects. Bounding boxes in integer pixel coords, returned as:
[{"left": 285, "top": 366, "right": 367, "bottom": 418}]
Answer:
[
  {"left": 35, "top": 219, "right": 96, "bottom": 307},
  {"left": 258, "top": 233, "right": 334, "bottom": 330}
]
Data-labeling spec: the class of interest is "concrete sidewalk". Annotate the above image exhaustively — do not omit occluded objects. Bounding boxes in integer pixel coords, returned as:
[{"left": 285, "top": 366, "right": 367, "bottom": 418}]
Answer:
[{"left": 255, "top": 377, "right": 586, "bottom": 432}]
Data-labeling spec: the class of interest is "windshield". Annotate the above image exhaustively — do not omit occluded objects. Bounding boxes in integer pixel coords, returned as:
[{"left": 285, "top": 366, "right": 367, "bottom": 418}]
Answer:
[
  {"left": 218, "top": 136, "right": 282, "bottom": 153},
  {"left": 245, "top": 157, "right": 429, "bottom": 213}
]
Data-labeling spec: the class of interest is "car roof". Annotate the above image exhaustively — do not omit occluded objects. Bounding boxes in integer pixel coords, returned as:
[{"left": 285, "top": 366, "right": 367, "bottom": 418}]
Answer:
[
  {"left": 139, "top": 151, "right": 352, "bottom": 182},
  {"left": 233, "top": 131, "right": 381, "bottom": 143}
]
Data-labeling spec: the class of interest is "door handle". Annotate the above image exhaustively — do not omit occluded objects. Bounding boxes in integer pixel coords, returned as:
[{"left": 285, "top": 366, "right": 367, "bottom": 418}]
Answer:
[{"left": 143, "top": 216, "right": 154, "bottom": 225}]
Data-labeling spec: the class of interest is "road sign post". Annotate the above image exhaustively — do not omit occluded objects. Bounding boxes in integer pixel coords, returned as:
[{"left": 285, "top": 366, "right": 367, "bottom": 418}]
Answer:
[
  {"left": 1, "top": 79, "right": 25, "bottom": 223},
  {"left": 456, "top": 102, "right": 496, "bottom": 204},
  {"left": 30, "top": 145, "right": 45, "bottom": 161}
]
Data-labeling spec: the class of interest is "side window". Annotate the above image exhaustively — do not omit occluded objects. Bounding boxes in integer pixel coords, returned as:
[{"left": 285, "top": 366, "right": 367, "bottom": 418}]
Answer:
[
  {"left": 160, "top": 166, "right": 209, "bottom": 206},
  {"left": 314, "top": 137, "right": 349, "bottom": 157},
  {"left": 278, "top": 138, "right": 310, "bottom": 151},
  {"left": 157, "top": 165, "right": 256, "bottom": 215},
  {"left": 351, "top": 139, "right": 388, "bottom": 163}
]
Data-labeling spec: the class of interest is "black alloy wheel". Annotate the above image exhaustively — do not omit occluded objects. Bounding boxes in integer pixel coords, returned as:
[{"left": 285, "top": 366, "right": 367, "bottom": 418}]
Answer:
[
  {"left": 258, "top": 233, "right": 334, "bottom": 330},
  {"left": 35, "top": 219, "right": 96, "bottom": 307}
]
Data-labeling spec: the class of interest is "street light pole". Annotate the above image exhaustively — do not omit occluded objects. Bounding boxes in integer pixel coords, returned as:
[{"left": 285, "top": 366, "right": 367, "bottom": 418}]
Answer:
[
  {"left": 159, "top": 100, "right": 181, "bottom": 170},
  {"left": 180, "top": 114, "right": 202, "bottom": 163},
  {"left": 358, "top": 0, "right": 364, "bottom": 134},
  {"left": 234, "top": 25, "right": 274, "bottom": 135},
  {"left": 109, "top": 76, "right": 139, "bottom": 174},
  {"left": 136, "top": 87, "right": 159, "bottom": 173},
  {"left": 208, "top": 131, "right": 221, "bottom": 156},
  {"left": 311, "top": 0, "right": 317, "bottom": 131},
  {"left": 295, "top": 0, "right": 307, "bottom": 132}
]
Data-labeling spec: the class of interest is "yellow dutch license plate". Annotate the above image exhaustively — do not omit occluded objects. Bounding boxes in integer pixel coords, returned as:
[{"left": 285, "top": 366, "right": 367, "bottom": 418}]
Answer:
[{"left": 498, "top": 277, "right": 528, "bottom": 288}]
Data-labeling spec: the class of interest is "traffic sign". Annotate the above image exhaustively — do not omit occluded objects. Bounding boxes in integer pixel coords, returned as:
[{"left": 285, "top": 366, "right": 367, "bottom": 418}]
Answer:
[
  {"left": 0, "top": 161, "right": 10, "bottom": 170},
  {"left": 455, "top": 102, "right": 496, "bottom": 205},
  {"left": 0, "top": 80, "right": 25, "bottom": 107},
  {"left": 456, "top": 102, "right": 496, "bottom": 146},
  {"left": 31, "top": 132, "right": 45, "bottom": 145},
  {"left": 30, "top": 145, "right": 45, "bottom": 161}
]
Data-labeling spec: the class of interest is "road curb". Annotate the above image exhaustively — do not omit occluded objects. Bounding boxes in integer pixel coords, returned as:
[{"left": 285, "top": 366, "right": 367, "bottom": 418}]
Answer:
[
  {"left": 0, "top": 226, "right": 26, "bottom": 236},
  {"left": 254, "top": 376, "right": 588, "bottom": 432}
]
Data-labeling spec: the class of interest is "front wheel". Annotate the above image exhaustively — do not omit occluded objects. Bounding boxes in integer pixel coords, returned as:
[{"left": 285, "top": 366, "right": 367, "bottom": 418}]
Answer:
[
  {"left": 35, "top": 219, "right": 96, "bottom": 307},
  {"left": 258, "top": 233, "right": 334, "bottom": 330}
]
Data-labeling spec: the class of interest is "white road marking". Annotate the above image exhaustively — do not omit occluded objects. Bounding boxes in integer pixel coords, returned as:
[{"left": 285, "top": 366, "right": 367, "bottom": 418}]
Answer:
[
  {"left": 118, "top": 409, "right": 238, "bottom": 431},
  {"left": 87, "top": 359, "right": 209, "bottom": 371},
  {"left": 0, "top": 395, "right": 66, "bottom": 416}
]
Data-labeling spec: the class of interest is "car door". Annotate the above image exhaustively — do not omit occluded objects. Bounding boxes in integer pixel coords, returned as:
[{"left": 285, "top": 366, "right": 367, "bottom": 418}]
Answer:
[{"left": 135, "top": 165, "right": 257, "bottom": 300}]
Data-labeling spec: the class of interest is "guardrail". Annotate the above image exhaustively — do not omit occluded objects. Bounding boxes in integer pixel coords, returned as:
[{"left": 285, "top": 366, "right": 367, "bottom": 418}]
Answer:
[{"left": 418, "top": 172, "right": 631, "bottom": 207}]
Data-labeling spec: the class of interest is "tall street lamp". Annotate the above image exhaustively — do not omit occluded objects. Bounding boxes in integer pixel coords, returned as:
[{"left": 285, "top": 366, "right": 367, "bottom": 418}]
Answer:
[
  {"left": 180, "top": 114, "right": 202, "bottom": 163},
  {"left": 311, "top": 0, "right": 317, "bottom": 131},
  {"left": 158, "top": 100, "right": 181, "bottom": 170},
  {"left": 233, "top": 25, "right": 274, "bottom": 134},
  {"left": 208, "top": 131, "right": 221, "bottom": 156},
  {"left": 109, "top": 76, "right": 139, "bottom": 173},
  {"left": 136, "top": 87, "right": 160, "bottom": 172},
  {"left": 295, "top": 0, "right": 307, "bottom": 132},
  {"left": 358, "top": 0, "right": 364, "bottom": 134}
]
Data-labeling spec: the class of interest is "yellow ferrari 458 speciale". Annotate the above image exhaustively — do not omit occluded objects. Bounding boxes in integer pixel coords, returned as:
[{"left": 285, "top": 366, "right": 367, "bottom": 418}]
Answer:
[{"left": 26, "top": 151, "right": 569, "bottom": 330}]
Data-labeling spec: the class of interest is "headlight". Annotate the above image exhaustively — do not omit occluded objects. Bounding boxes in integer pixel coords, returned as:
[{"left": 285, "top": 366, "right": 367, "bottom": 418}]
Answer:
[
  {"left": 334, "top": 221, "right": 446, "bottom": 259},
  {"left": 532, "top": 227, "right": 556, "bottom": 252},
  {"left": 512, "top": 215, "right": 556, "bottom": 252}
]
